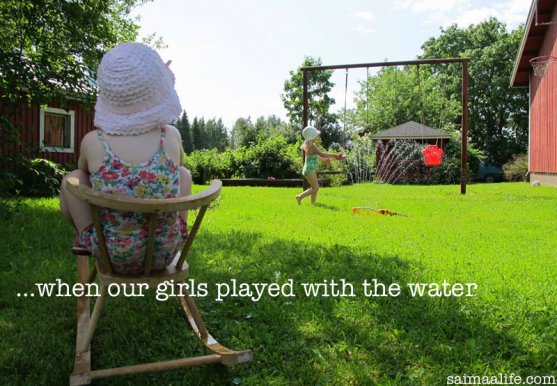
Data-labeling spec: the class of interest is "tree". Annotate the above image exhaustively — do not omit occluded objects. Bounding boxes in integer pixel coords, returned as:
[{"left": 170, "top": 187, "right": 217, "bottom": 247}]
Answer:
[
  {"left": 420, "top": 18, "right": 528, "bottom": 165},
  {"left": 174, "top": 110, "right": 193, "bottom": 154},
  {"left": 191, "top": 117, "right": 205, "bottom": 151},
  {"left": 0, "top": 0, "right": 147, "bottom": 109},
  {"left": 351, "top": 65, "right": 460, "bottom": 134},
  {"left": 263, "top": 115, "right": 297, "bottom": 143},
  {"left": 314, "top": 113, "right": 343, "bottom": 149},
  {"left": 230, "top": 117, "right": 255, "bottom": 148},
  {"left": 281, "top": 57, "right": 337, "bottom": 130},
  {"left": 0, "top": 0, "right": 148, "bottom": 201},
  {"left": 204, "top": 118, "right": 228, "bottom": 151}
]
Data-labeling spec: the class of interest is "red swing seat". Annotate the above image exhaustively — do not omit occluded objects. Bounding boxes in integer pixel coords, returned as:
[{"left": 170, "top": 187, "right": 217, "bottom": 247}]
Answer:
[{"left": 422, "top": 144, "right": 444, "bottom": 167}]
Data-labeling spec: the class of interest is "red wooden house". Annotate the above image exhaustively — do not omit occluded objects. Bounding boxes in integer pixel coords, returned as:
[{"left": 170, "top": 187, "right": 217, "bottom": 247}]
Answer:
[
  {"left": 1, "top": 98, "right": 95, "bottom": 166},
  {"left": 511, "top": 0, "right": 557, "bottom": 186}
]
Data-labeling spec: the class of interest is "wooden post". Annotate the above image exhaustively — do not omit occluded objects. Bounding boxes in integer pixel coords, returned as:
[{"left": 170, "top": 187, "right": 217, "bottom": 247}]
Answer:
[
  {"left": 302, "top": 69, "right": 308, "bottom": 128},
  {"left": 461, "top": 60, "right": 469, "bottom": 195},
  {"left": 302, "top": 69, "right": 309, "bottom": 191}
]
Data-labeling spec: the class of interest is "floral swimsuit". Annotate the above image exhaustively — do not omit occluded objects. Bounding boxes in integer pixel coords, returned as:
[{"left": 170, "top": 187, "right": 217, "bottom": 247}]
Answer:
[
  {"left": 78, "top": 127, "right": 188, "bottom": 274},
  {"left": 302, "top": 152, "right": 318, "bottom": 177}
]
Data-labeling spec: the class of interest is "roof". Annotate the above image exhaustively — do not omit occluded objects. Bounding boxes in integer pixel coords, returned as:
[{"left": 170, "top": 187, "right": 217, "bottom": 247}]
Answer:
[
  {"left": 370, "top": 121, "right": 451, "bottom": 140},
  {"left": 510, "top": 0, "right": 556, "bottom": 88}
]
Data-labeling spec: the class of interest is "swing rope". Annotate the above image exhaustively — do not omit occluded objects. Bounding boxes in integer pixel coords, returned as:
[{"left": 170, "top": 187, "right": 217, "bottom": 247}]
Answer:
[
  {"left": 343, "top": 68, "right": 348, "bottom": 144},
  {"left": 417, "top": 65, "right": 425, "bottom": 127},
  {"left": 414, "top": 64, "right": 443, "bottom": 167},
  {"left": 365, "top": 67, "right": 370, "bottom": 130},
  {"left": 437, "top": 65, "right": 447, "bottom": 148},
  {"left": 393, "top": 66, "right": 398, "bottom": 124}
]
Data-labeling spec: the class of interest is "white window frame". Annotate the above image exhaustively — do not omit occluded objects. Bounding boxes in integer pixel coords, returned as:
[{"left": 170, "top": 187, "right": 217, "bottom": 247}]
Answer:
[{"left": 39, "top": 106, "right": 75, "bottom": 153}]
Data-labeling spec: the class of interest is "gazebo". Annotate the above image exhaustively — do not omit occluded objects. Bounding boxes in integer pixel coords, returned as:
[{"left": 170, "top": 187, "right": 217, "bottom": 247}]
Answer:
[{"left": 369, "top": 121, "right": 451, "bottom": 147}]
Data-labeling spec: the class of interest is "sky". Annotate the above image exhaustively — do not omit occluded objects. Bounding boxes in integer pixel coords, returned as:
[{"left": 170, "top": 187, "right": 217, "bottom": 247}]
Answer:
[{"left": 131, "top": 0, "right": 532, "bottom": 129}]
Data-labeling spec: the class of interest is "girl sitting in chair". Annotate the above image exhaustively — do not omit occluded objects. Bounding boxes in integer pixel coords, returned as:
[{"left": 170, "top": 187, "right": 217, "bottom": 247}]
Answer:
[{"left": 59, "top": 42, "right": 192, "bottom": 274}]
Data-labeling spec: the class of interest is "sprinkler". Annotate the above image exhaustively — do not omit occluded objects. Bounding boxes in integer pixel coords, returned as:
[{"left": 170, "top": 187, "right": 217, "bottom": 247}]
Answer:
[{"left": 352, "top": 206, "right": 408, "bottom": 217}]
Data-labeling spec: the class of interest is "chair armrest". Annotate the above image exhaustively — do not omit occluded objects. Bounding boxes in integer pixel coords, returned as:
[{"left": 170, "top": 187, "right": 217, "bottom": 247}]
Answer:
[{"left": 66, "top": 178, "right": 222, "bottom": 213}]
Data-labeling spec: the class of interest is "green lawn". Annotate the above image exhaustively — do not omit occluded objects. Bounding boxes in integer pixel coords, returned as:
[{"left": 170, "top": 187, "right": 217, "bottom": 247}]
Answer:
[{"left": 1, "top": 183, "right": 556, "bottom": 385}]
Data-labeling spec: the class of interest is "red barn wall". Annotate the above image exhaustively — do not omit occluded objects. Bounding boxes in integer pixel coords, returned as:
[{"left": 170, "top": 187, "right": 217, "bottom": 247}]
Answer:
[
  {"left": 529, "top": 4, "right": 557, "bottom": 184},
  {"left": 1, "top": 99, "right": 95, "bottom": 166}
]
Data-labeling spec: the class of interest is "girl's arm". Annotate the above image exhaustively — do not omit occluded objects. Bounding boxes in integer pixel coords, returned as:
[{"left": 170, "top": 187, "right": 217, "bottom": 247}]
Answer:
[
  {"left": 77, "top": 135, "right": 90, "bottom": 173},
  {"left": 310, "top": 143, "right": 343, "bottom": 160}
]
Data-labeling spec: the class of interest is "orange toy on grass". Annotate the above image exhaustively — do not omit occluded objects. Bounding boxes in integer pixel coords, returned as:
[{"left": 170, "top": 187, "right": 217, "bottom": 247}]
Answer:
[{"left": 352, "top": 206, "right": 408, "bottom": 217}]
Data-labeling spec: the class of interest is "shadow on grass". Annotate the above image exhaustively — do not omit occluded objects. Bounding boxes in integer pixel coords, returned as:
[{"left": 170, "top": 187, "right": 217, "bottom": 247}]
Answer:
[
  {"left": 0, "top": 205, "right": 533, "bottom": 385},
  {"left": 312, "top": 202, "right": 341, "bottom": 211},
  {"left": 174, "top": 230, "right": 529, "bottom": 385}
]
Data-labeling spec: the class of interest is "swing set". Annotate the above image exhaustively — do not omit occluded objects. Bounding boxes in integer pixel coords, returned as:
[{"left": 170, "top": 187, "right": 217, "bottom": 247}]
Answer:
[{"left": 301, "top": 58, "right": 470, "bottom": 194}]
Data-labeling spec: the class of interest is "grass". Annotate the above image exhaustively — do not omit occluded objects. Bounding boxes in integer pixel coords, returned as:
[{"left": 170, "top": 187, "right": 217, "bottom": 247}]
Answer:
[{"left": 1, "top": 182, "right": 556, "bottom": 385}]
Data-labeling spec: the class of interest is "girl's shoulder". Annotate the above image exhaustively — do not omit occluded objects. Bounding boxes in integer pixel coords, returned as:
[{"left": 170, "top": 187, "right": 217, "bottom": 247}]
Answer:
[
  {"left": 164, "top": 124, "right": 182, "bottom": 141},
  {"left": 82, "top": 128, "right": 99, "bottom": 142},
  {"left": 306, "top": 142, "right": 320, "bottom": 154},
  {"left": 81, "top": 129, "right": 102, "bottom": 151}
]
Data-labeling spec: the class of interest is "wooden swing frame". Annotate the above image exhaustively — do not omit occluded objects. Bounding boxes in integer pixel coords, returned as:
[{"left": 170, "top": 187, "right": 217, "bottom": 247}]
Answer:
[{"left": 301, "top": 58, "right": 470, "bottom": 194}]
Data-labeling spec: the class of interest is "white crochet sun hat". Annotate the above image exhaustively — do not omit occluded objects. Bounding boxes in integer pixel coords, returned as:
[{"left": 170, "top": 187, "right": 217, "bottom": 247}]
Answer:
[
  {"left": 302, "top": 126, "right": 321, "bottom": 142},
  {"left": 94, "top": 42, "right": 181, "bottom": 135}
]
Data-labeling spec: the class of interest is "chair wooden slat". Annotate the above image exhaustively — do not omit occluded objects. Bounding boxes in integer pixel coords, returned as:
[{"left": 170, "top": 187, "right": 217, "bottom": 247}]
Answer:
[
  {"left": 143, "top": 214, "right": 158, "bottom": 275},
  {"left": 176, "top": 205, "right": 208, "bottom": 270},
  {"left": 89, "top": 205, "right": 113, "bottom": 273}
]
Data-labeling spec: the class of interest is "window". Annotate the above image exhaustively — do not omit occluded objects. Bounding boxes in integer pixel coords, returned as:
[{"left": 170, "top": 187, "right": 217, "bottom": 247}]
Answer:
[{"left": 39, "top": 106, "right": 75, "bottom": 153}]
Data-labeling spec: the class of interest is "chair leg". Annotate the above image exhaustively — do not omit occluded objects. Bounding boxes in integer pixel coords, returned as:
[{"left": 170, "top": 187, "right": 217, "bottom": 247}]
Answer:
[
  {"left": 70, "top": 255, "right": 92, "bottom": 386},
  {"left": 177, "top": 284, "right": 253, "bottom": 365},
  {"left": 79, "top": 284, "right": 108, "bottom": 353}
]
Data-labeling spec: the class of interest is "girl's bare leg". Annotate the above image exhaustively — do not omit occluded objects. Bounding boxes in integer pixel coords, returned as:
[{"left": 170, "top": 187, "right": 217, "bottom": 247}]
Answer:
[
  {"left": 59, "top": 169, "right": 93, "bottom": 232},
  {"left": 296, "top": 172, "right": 320, "bottom": 204},
  {"left": 307, "top": 173, "right": 320, "bottom": 204}
]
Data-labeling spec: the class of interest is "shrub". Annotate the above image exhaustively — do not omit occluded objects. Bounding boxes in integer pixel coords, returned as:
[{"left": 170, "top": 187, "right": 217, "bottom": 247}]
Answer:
[
  {"left": 18, "top": 158, "right": 67, "bottom": 197},
  {"left": 184, "top": 148, "right": 236, "bottom": 184},
  {"left": 0, "top": 170, "right": 23, "bottom": 220},
  {"left": 431, "top": 136, "right": 482, "bottom": 184},
  {"left": 236, "top": 135, "right": 300, "bottom": 179},
  {"left": 503, "top": 154, "right": 528, "bottom": 182}
]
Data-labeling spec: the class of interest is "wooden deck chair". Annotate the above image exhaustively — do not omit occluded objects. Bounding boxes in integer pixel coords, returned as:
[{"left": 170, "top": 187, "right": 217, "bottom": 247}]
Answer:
[{"left": 65, "top": 178, "right": 252, "bottom": 385}]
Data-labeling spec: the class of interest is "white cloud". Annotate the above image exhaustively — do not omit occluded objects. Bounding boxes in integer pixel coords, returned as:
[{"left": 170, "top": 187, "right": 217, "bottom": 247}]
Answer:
[
  {"left": 453, "top": 7, "right": 499, "bottom": 27},
  {"left": 394, "top": 0, "right": 469, "bottom": 13},
  {"left": 352, "top": 11, "right": 375, "bottom": 35},
  {"left": 353, "top": 11, "right": 375, "bottom": 21},
  {"left": 494, "top": 0, "right": 532, "bottom": 27},
  {"left": 393, "top": 0, "right": 530, "bottom": 28},
  {"left": 354, "top": 25, "right": 375, "bottom": 34}
]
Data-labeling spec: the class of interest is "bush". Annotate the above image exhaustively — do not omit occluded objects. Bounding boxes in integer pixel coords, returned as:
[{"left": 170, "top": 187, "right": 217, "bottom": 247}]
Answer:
[
  {"left": 0, "top": 170, "right": 23, "bottom": 220},
  {"left": 503, "top": 154, "right": 528, "bottom": 182},
  {"left": 184, "top": 148, "right": 236, "bottom": 184},
  {"left": 431, "top": 136, "right": 482, "bottom": 184},
  {"left": 236, "top": 135, "right": 301, "bottom": 179},
  {"left": 18, "top": 158, "right": 67, "bottom": 197}
]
